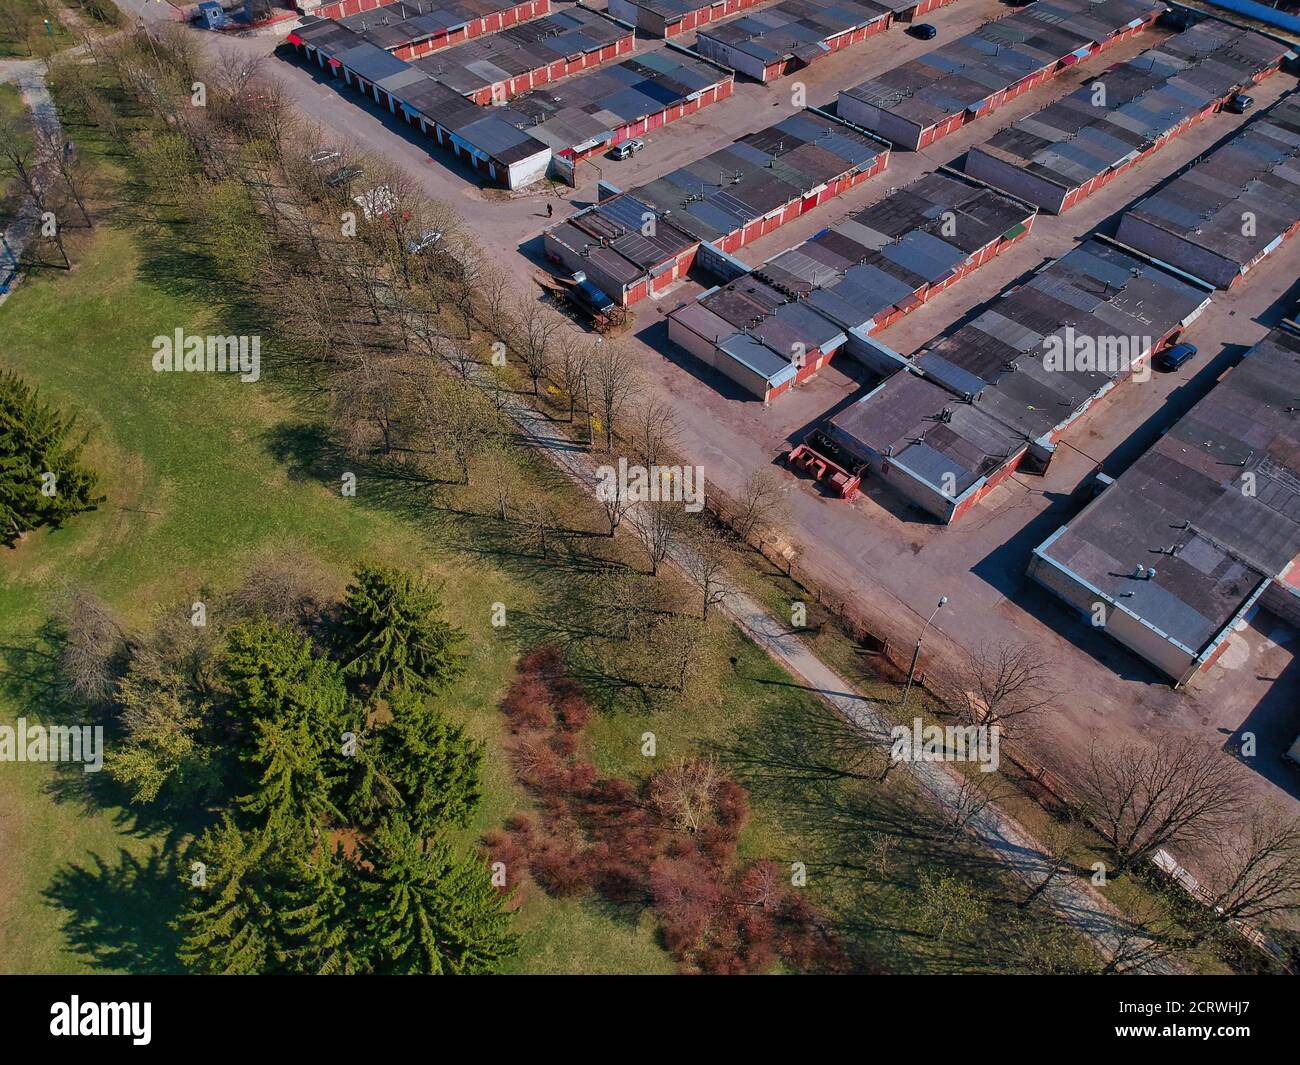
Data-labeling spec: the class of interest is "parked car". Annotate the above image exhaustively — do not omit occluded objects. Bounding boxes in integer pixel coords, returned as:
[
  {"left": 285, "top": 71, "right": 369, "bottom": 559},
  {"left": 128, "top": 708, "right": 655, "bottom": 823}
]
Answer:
[
  {"left": 908, "top": 23, "right": 937, "bottom": 40},
  {"left": 1225, "top": 93, "right": 1254, "bottom": 114},
  {"left": 607, "top": 138, "right": 644, "bottom": 161},
  {"left": 407, "top": 229, "right": 444, "bottom": 255},
  {"left": 352, "top": 185, "right": 396, "bottom": 221},
  {"left": 325, "top": 164, "right": 364, "bottom": 187},
  {"left": 1155, "top": 342, "right": 1198, "bottom": 372},
  {"left": 309, "top": 148, "right": 341, "bottom": 166}
]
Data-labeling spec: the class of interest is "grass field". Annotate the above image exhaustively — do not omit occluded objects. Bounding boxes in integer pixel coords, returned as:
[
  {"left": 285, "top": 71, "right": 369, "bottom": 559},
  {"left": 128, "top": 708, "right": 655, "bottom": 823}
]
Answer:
[
  {"left": 0, "top": 82, "right": 34, "bottom": 227},
  {"left": 0, "top": 0, "right": 72, "bottom": 58}
]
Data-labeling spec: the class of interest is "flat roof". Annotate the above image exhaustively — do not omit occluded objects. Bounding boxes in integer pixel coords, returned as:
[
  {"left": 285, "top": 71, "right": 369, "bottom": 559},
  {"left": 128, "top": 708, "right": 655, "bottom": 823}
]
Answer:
[
  {"left": 822, "top": 370, "right": 1026, "bottom": 495},
  {"left": 337, "top": 0, "right": 527, "bottom": 52},
  {"left": 682, "top": 170, "right": 1034, "bottom": 368},
  {"left": 1121, "top": 92, "right": 1300, "bottom": 274},
  {"left": 296, "top": 23, "right": 729, "bottom": 165},
  {"left": 698, "top": 0, "right": 904, "bottom": 66},
  {"left": 968, "top": 20, "right": 1291, "bottom": 193},
  {"left": 1037, "top": 328, "right": 1300, "bottom": 655},
  {"left": 914, "top": 237, "right": 1212, "bottom": 443},
  {"left": 410, "top": 7, "right": 630, "bottom": 95},
  {"left": 840, "top": 0, "right": 1164, "bottom": 133},
  {"left": 629, "top": 109, "right": 885, "bottom": 243}
]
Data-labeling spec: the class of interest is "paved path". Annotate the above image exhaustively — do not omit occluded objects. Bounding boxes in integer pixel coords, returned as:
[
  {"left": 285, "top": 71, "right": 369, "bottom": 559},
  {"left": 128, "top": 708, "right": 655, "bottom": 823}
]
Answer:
[{"left": 0, "top": 60, "right": 62, "bottom": 305}]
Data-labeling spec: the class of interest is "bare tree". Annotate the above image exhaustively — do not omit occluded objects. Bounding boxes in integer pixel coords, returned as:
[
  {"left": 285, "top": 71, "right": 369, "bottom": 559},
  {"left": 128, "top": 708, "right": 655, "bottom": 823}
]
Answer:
[
  {"left": 554, "top": 331, "right": 591, "bottom": 423},
  {"left": 1200, "top": 805, "right": 1300, "bottom": 928},
  {"left": 52, "top": 585, "right": 126, "bottom": 710},
  {"left": 37, "top": 127, "right": 92, "bottom": 228},
  {"left": 0, "top": 118, "right": 69, "bottom": 267},
  {"left": 1018, "top": 816, "right": 1082, "bottom": 909},
  {"left": 634, "top": 396, "right": 679, "bottom": 466},
  {"left": 510, "top": 297, "right": 560, "bottom": 396},
  {"left": 961, "top": 641, "right": 1056, "bottom": 735},
  {"left": 731, "top": 467, "right": 786, "bottom": 542},
  {"left": 681, "top": 521, "right": 731, "bottom": 619},
  {"left": 632, "top": 499, "right": 685, "bottom": 577},
  {"left": 946, "top": 770, "right": 1007, "bottom": 841},
  {"left": 588, "top": 341, "right": 640, "bottom": 452},
  {"left": 593, "top": 465, "right": 632, "bottom": 536},
  {"left": 649, "top": 757, "right": 722, "bottom": 832},
  {"left": 1078, "top": 736, "right": 1250, "bottom": 878}
]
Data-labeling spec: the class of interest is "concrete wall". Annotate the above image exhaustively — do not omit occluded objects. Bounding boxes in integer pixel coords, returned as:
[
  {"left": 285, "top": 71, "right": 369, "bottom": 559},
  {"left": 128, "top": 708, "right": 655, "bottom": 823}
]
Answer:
[
  {"left": 1262, "top": 577, "right": 1300, "bottom": 628},
  {"left": 1116, "top": 214, "right": 1241, "bottom": 289},
  {"left": 1028, "top": 536, "right": 1204, "bottom": 684},
  {"left": 965, "top": 150, "right": 1069, "bottom": 213},
  {"left": 667, "top": 315, "right": 771, "bottom": 399}
]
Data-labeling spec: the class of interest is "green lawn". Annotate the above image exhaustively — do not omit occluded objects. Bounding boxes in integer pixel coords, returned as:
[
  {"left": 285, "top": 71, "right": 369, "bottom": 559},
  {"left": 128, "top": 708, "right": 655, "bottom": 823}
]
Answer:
[
  {"left": 0, "top": 0, "right": 72, "bottom": 58},
  {"left": 0, "top": 82, "right": 33, "bottom": 227},
  {"left": 0, "top": 224, "right": 676, "bottom": 974}
]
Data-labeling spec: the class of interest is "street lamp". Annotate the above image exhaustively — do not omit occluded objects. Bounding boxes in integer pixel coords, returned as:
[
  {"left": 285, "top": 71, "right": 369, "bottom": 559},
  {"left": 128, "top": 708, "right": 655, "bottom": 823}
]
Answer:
[{"left": 901, "top": 596, "right": 946, "bottom": 708}]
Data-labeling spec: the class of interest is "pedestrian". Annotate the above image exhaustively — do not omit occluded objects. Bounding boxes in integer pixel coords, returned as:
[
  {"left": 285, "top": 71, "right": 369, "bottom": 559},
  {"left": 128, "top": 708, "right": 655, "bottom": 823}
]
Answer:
[{"left": 546, "top": 202, "right": 554, "bottom": 218}]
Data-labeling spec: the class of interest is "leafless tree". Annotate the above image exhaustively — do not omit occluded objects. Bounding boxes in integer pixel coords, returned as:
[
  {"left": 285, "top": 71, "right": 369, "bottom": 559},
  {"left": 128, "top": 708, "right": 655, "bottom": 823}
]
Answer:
[
  {"left": 51, "top": 585, "right": 126, "bottom": 710},
  {"left": 681, "top": 521, "right": 731, "bottom": 619},
  {"left": 1200, "top": 805, "right": 1300, "bottom": 928},
  {"left": 36, "top": 127, "right": 92, "bottom": 228},
  {"left": 634, "top": 396, "right": 679, "bottom": 466},
  {"left": 632, "top": 499, "right": 686, "bottom": 577},
  {"left": 946, "top": 770, "right": 1007, "bottom": 841},
  {"left": 649, "top": 757, "right": 722, "bottom": 832},
  {"left": 554, "top": 331, "right": 591, "bottom": 423},
  {"left": 0, "top": 118, "right": 69, "bottom": 267},
  {"left": 509, "top": 297, "right": 561, "bottom": 396},
  {"left": 593, "top": 465, "right": 632, "bottom": 536},
  {"left": 731, "top": 467, "right": 786, "bottom": 542},
  {"left": 1078, "top": 735, "right": 1250, "bottom": 878},
  {"left": 1018, "top": 815, "right": 1082, "bottom": 909},
  {"left": 961, "top": 641, "right": 1056, "bottom": 735},
  {"left": 588, "top": 341, "right": 640, "bottom": 452}
]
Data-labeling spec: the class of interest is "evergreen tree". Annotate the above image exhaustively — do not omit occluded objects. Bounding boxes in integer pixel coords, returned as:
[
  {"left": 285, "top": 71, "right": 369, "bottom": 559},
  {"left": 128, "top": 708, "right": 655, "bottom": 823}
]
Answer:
[
  {"left": 225, "top": 621, "right": 357, "bottom": 834},
  {"left": 1, "top": 370, "right": 104, "bottom": 546},
  {"left": 276, "top": 842, "right": 363, "bottom": 975},
  {"left": 379, "top": 689, "right": 483, "bottom": 837},
  {"left": 356, "top": 816, "right": 517, "bottom": 975},
  {"left": 176, "top": 817, "right": 285, "bottom": 975},
  {"left": 339, "top": 566, "right": 466, "bottom": 696}
]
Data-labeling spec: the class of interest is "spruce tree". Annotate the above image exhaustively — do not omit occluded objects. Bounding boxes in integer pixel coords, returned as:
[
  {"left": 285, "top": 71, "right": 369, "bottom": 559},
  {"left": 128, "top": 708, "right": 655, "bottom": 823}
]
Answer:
[
  {"left": 176, "top": 817, "right": 285, "bottom": 975},
  {"left": 225, "top": 621, "right": 357, "bottom": 834},
  {"left": 1, "top": 370, "right": 104, "bottom": 546},
  {"left": 356, "top": 816, "right": 517, "bottom": 975},
  {"left": 276, "top": 842, "right": 363, "bottom": 975},
  {"left": 380, "top": 689, "right": 483, "bottom": 836},
  {"left": 339, "top": 566, "right": 466, "bottom": 696}
]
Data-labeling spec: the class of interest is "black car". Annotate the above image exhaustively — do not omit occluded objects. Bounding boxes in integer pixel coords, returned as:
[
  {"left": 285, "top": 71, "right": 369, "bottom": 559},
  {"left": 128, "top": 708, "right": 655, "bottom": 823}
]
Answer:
[
  {"left": 1155, "top": 343, "right": 1197, "bottom": 372},
  {"left": 908, "top": 23, "right": 937, "bottom": 40},
  {"left": 325, "top": 164, "right": 364, "bottom": 188}
]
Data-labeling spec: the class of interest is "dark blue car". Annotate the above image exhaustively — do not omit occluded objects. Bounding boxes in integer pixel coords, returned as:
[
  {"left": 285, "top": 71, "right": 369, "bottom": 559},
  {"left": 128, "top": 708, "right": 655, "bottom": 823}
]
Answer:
[{"left": 1155, "top": 343, "right": 1197, "bottom": 372}]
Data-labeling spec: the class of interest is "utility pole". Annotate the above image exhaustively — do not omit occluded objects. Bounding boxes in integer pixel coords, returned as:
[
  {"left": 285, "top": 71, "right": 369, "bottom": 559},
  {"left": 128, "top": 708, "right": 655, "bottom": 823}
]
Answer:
[{"left": 902, "top": 596, "right": 946, "bottom": 708}]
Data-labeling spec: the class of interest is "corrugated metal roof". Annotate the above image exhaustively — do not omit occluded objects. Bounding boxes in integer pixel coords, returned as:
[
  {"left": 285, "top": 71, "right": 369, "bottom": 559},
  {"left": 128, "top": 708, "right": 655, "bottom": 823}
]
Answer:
[{"left": 967, "top": 21, "right": 1290, "bottom": 199}]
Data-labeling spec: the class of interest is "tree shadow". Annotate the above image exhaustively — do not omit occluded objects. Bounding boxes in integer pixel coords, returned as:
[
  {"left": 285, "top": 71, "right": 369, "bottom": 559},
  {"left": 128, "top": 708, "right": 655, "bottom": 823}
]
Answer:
[{"left": 42, "top": 846, "right": 185, "bottom": 974}]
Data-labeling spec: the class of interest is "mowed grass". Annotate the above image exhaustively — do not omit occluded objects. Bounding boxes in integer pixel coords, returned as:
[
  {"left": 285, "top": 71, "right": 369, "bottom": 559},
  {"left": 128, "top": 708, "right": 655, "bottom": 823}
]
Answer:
[
  {"left": 0, "top": 0, "right": 72, "bottom": 57},
  {"left": 0, "top": 82, "right": 33, "bottom": 226},
  {"left": 0, "top": 224, "right": 674, "bottom": 975}
]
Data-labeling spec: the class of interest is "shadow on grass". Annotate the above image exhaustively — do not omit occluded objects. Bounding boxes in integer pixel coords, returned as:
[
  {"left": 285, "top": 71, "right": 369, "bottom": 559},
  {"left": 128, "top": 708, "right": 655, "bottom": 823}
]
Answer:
[{"left": 42, "top": 847, "right": 185, "bottom": 974}]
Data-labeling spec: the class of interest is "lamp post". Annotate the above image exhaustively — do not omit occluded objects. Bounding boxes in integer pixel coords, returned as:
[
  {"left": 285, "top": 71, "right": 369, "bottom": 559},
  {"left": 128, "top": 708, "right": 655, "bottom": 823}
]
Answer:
[{"left": 902, "top": 596, "right": 946, "bottom": 708}]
